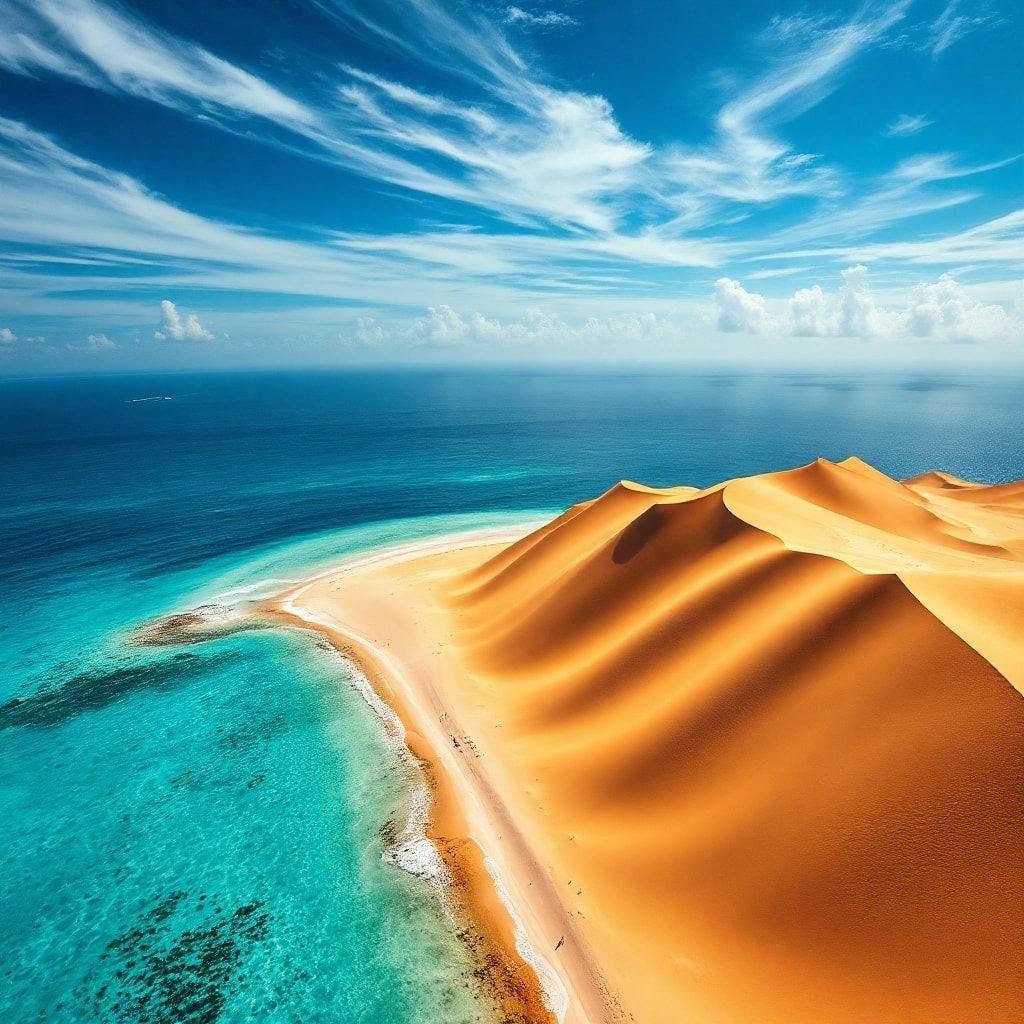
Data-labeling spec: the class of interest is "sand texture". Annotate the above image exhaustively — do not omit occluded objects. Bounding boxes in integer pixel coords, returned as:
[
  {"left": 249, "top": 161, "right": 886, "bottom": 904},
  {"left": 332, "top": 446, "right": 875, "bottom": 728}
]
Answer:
[{"left": 273, "top": 457, "right": 1024, "bottom": 1024}]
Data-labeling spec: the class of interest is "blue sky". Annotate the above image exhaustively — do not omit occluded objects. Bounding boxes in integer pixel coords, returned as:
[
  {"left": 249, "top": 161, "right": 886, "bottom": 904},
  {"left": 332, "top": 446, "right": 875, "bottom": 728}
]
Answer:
[{"left": 0, "top": 0, "right": 1021, "bottom": 370}]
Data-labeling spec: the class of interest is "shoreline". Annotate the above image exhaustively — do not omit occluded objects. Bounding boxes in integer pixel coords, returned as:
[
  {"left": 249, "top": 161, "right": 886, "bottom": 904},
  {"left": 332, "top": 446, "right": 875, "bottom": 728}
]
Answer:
[{"left": 259, "top": 525, "right": 615, "bottom": 1024}]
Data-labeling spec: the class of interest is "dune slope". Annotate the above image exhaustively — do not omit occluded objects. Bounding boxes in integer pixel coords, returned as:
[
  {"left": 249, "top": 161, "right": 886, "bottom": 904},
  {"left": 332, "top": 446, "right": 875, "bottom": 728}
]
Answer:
[{"left": 444, "top": 457, "right": 1024, "bottom": 1023}]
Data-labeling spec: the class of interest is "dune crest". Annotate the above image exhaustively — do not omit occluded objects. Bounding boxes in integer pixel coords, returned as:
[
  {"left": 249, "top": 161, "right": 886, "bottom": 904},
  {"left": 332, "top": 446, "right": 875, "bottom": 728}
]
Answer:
[{"left": 445, "top": 457, "right": 1024, "bottom": 1022}]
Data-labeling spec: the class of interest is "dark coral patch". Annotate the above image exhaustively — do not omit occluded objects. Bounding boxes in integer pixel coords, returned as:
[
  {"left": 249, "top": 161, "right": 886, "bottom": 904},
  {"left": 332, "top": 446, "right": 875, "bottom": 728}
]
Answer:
[{"left": 79, "top": 892, "right": 271, "bottom": 1024}]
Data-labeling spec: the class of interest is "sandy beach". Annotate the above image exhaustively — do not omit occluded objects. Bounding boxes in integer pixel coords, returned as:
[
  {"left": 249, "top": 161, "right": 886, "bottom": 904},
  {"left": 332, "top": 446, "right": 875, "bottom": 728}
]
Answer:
[
  {"left": 265, "top": 526, "right": 600, "bottom": 1024},
  {"left": 262, "top": 458, "right": 1024, "bottom": 1024}
]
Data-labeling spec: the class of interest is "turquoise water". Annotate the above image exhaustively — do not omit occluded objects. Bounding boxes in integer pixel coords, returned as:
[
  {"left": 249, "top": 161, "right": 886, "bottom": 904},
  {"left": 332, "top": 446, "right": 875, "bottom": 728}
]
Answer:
[
  {"left": 1, "top": 368, "right": 1022, "bottom": 1022},
  {"left": 0, "top": 513, "right": 537, "bottom": 1024}
]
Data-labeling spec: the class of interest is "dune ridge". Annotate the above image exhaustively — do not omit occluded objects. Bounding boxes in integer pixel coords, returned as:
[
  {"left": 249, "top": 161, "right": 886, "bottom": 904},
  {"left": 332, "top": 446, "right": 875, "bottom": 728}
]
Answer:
[{"left": 275, "top": 457, "right": 1023, "bottom": 1023}]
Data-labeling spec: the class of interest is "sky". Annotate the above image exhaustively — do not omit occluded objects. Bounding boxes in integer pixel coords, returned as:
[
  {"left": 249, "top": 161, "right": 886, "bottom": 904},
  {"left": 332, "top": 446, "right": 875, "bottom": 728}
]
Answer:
[{"left": 0, "top": 0, "right": 1021, "bottom": 372}]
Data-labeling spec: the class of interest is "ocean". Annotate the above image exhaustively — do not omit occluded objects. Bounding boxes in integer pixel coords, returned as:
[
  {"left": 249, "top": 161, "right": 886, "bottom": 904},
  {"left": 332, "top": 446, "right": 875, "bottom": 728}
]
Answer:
[{"left": 1, "top": 367, "right": 1022, "bottom": 1023}]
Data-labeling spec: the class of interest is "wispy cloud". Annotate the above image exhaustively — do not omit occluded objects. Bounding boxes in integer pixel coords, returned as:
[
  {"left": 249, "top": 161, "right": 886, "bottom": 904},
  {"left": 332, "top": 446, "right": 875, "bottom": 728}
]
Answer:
[
  {"left": 334, "top": 225, "right": 720, "bottom": 272},
  {"left": 0, "top": 116, "right": 444, "bottom": 308},
  {"left": 0, "top": 0, "right": 1018, "bottom": 355},
  {"left": 749, "top": 152, "right": 1020, "bottom": 253},
  {"left": 334, "top": 65, "right": 650, "bottom": 231},
  {"left": 0, "top": 0, "right": 517, "bottom": 222},
  {"left": 885, "top": 113, "right": 933, "bottom": 137},
  {"left": 747, "top": 265, "right": 813, "bottom": 280},
  {"left": 316, "top": 0, "right": 530, "bottom": 97},
  {"left": 0, "top": 116, "right": 708, "bottom": 322},
  {"left": 0, "top": 0, "right": 316, "bottom": 126},
  {"left": 0, "top": 0, "right": 1003, "bottom": 253},
  {"left": 504, "top": 6, "right": 578, "bottom": 30},
  {"left": 665, "top": 4, "right": 910, "bottom": 208},
  {"left": 834, "top": 209, "right": 1024, "bottom": 266},
  {"left": 322, "top": 1, "right": 646, "bottom": 232},
  {"left": 927, "top": 0, "right": 997, "bottom": 58},
  {"left": 0, "top": 0, "right": 648, "bottom": 233}
]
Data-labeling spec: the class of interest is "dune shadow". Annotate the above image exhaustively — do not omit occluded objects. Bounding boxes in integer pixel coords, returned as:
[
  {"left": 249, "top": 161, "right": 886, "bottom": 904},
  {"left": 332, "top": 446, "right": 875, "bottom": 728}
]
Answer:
[{"left": 612, "top": 507, "right": 663, "bottom": 564}]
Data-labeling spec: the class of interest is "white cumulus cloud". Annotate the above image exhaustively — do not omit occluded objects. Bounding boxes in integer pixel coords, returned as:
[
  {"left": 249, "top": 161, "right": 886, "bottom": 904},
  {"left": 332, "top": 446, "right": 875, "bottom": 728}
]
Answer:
[
  {"left": 84, "top": 332, "right": 117, "bottom": 351},
  {"left": 355, "top": 306, "right": 684, "bottom": 349},
  {"left": 714, "top": 266, "right": 1021, "bottom": 341},
  {"left": 904, "top": 273, "right": 1017, "bottom": 341},
  {"left": 788, "top": 284, "right": 832, "bottom": 336},
  {"left": 714, "top": 278, "right": 774, "bottom": 333},
  {"left": 784, "top": 265, "right": 896, "bottom": 338},
  {"left": 837, "top": 264, "right": 886, "bottom": 337},
  {"left": 155, "top": 299, "right": 214, "bottom": 342}
]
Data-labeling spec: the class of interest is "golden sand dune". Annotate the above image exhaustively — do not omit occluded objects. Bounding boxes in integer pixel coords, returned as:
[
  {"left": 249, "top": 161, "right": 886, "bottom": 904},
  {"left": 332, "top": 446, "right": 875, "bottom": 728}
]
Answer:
[{"left": 275, "top": 458, "right": 1024, "bottom": 1024}]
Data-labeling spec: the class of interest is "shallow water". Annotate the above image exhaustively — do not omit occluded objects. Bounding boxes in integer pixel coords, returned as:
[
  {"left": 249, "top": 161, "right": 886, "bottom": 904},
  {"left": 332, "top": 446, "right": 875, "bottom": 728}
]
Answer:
[{"left": 1, "top": 367, "right": 1022, "bottom": 1022}]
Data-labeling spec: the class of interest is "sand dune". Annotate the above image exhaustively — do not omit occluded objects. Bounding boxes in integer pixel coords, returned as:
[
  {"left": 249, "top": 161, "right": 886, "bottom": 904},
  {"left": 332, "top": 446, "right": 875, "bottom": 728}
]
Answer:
[{"left": 276, "top": 457, "right": 1024, "bottom": 1023}]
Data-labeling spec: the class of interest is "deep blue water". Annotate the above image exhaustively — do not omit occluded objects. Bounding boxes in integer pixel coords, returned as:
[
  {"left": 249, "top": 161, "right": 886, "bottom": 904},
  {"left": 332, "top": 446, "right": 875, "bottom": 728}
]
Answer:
[{"left": 1, "top": 367, "right": 1022, "bottom": 1023}]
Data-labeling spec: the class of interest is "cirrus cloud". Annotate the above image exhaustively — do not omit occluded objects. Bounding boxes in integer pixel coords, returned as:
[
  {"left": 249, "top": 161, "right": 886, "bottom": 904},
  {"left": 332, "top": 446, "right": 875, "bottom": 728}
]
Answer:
[{"left": 885, "top": 113, "right": 933, "bottom": 137}]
